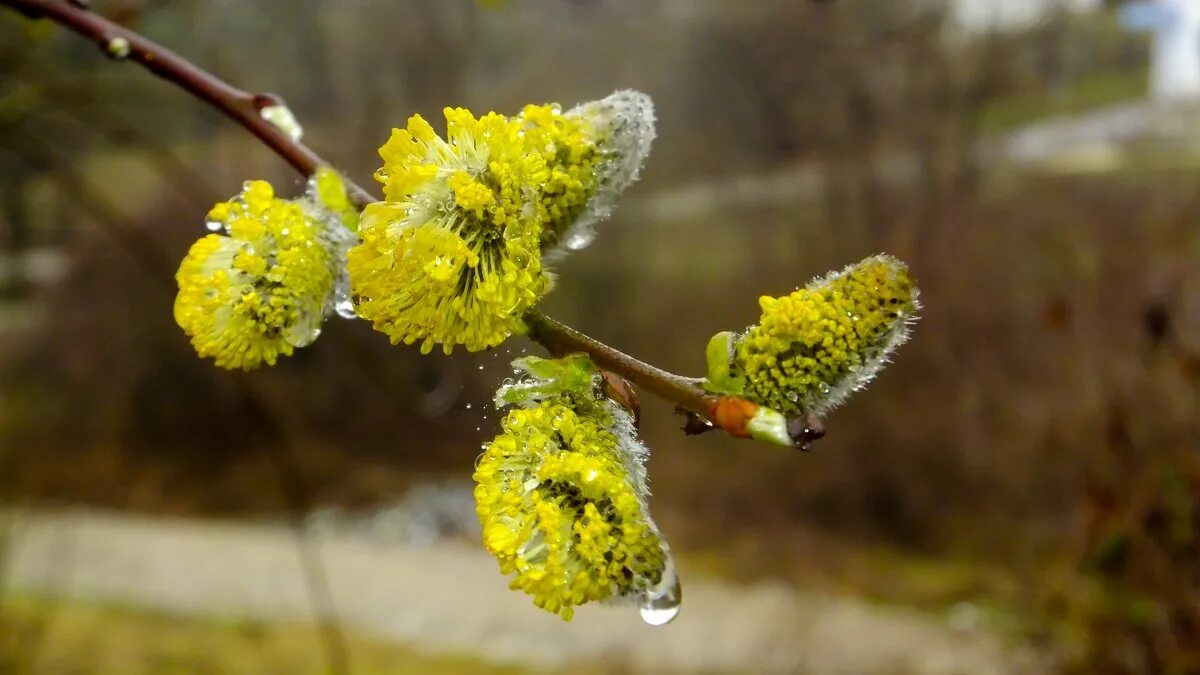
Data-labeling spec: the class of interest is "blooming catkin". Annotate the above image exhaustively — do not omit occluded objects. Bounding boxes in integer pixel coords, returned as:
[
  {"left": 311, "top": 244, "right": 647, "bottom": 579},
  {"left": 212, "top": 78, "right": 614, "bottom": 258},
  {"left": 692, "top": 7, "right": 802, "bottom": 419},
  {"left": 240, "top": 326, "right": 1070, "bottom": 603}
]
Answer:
[
  {"left": 518, "top": 90, "right": 655, "bottom": 254},
  {"left": 173, "top": 171, "right": 355, "bottom": 370},
  {"left": 348, "top": 91, "right": 656, "bottom": 355},
  {"left": 724, "top": 254, "right": 918, "bottom": 416},
  {"left": 474, "top": 356, "right": 673, "bottom": 620},
  {"left": 348, "top": 108, "right": 550, "bottom": 354}
]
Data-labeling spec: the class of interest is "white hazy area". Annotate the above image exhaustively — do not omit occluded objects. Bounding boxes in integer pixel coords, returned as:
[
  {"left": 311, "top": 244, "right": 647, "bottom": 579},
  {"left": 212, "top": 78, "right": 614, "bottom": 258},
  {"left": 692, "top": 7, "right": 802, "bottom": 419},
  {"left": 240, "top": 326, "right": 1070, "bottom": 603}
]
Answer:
[{"left": 950, "top": 0, "right": 1101, "bottom": 31}]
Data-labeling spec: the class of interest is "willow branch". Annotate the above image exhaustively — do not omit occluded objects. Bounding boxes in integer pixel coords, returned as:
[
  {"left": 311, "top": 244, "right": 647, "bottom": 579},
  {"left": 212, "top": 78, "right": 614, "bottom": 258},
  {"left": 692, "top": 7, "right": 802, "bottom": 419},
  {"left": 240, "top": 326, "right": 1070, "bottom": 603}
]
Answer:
[
  {"left": 525, "top": 311, "right": 713, "bottom": 414},
  {"left": 1, "top": 0, "right": 820, "bottom": 446},
  {"left": 526, "top": 312, "right": 825, "bottom": 448},
  {"left": 3, "top": 0, "right": 374, "bottom": 207}
]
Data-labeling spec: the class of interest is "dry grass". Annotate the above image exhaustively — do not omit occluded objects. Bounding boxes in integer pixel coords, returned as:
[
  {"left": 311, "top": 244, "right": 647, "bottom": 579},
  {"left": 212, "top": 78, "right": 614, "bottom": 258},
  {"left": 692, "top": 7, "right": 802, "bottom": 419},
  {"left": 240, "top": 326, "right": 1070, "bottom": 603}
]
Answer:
[{"left": 0, "top": 595, "right": 532, "bottom": 675}]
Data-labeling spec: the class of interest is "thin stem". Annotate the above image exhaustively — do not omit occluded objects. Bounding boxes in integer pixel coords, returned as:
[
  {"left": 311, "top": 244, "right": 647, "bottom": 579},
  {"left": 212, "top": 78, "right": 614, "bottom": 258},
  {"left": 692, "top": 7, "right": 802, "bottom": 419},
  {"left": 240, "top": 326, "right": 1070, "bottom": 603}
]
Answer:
[
  {"left": 1, "top": 0, "right": 808, "bottom": 444},
  {"left": 525, "top": 311, "right": 715, "bottom": 416},
  {"left": 524, "top": 311, "right": 818, "bottom": 445}
]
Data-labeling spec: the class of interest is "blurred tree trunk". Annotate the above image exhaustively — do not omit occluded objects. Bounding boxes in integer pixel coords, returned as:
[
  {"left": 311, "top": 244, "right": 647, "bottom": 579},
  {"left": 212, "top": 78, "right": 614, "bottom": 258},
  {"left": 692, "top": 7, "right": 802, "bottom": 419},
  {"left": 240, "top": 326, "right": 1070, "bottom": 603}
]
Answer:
[{"left": 1, "top": 169, "right": 31, "bottom": 299}]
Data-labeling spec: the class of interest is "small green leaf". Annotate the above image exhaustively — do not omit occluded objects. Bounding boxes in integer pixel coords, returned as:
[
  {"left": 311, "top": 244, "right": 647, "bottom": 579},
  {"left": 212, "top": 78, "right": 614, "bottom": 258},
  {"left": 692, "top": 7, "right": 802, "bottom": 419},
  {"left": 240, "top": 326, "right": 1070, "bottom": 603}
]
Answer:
[
  {"left": 494, "top": 354, "right": 597, "bottom": 408},
  {"left": 702, "top": 331, "right": 743, "bottom": 395}
]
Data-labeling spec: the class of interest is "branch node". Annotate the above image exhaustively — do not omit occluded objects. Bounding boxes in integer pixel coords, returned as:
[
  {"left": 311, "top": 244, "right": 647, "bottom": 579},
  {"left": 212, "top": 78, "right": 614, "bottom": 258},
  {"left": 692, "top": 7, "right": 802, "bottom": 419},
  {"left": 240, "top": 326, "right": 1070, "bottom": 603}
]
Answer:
[
  {"left": 102, "top": 35, "right": 129, "bottom": 60},
  {"left": 252, "top": 92, "right": 286, "bottom": 110},
  {"left": 677, "top": 407, "right": 714, "bottom": 436},
  {"left": 601, "top": 371, "right": 641, "bottom": 427}
]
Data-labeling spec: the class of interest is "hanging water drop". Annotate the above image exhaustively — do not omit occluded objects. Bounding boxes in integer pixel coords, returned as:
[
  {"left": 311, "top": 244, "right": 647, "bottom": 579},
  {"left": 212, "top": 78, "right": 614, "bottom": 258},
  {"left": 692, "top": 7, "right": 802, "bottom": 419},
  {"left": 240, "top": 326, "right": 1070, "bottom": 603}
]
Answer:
[
  {"left": 205, "top": 220, "right": 224, "bottom": 232},
  {"left": 563, "top": 225, "right": 596, "bottom": 251},
  {"left": 639, "top": 562, "right": 682, "bottom": 626},
  {"left": 334, "top": 296, "right": 357, "bottom": 319}
]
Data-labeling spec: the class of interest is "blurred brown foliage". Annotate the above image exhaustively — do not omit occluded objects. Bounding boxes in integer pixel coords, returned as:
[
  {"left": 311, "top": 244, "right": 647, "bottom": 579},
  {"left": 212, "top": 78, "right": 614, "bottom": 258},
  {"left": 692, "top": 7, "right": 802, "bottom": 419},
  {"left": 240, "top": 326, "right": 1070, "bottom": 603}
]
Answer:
[{"left": 1, "top": 0, "right": 1197, "bottom": 670}]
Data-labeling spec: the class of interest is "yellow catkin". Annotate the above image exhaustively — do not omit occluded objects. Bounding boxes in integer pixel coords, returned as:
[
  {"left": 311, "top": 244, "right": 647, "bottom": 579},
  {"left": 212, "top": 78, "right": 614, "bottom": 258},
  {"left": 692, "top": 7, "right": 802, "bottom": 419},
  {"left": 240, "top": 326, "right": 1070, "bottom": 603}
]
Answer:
[
  {"left": 473, "top": 399, "right": 668, "bottom": 620},
  {"left": 349, "top": 108, "right": 550, "bottom": 354},
  {"left": 734, "top": 254, "right": 918, "bottom": 415},
  {"left": 349, "top": 92, "right": 655, "bottom": 354},
  {"left": 174, "top": 179, "right": 348, "bottom": 370},
  {"left": 517, "top": 103, "right": 603, "bottom": 248}
]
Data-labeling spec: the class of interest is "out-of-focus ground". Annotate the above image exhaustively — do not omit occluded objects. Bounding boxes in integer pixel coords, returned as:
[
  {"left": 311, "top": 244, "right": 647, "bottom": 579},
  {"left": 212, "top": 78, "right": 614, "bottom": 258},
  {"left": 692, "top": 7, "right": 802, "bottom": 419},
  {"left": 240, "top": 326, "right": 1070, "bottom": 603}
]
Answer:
[
  {"left": 1, "top": 0, "right": 1198, "bottom": 673},
  {"left": 0, "top": 597, "right": 520, "bottom": 675},
  {"left": 3, "top": 509, "right": 1047, "bottom": 675}
]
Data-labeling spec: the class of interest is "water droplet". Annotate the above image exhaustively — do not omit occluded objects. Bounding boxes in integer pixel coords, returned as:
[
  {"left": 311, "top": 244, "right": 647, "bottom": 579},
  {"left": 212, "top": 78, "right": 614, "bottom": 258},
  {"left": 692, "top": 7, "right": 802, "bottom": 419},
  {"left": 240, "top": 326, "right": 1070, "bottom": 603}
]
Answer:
[
  {"left": 465, "top": 403, "right": 473, "bottom": 410},
  {"left": 334, "top": 296, "right": 357, "bottom": 319},
  {"left": 205, "top": 220, "right": 224, "bottom": 232},
  {"left": 563, "top": 226, "right": 596, "bottom": 251},
  {"left": 639, "top": 567, "right": 682, "bottom": 626}
]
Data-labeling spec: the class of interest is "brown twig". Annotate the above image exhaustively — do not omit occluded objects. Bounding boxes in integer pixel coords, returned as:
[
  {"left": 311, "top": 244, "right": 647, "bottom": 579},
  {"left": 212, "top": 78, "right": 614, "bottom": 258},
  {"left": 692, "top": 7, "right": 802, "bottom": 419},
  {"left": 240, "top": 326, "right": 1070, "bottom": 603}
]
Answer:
[
  {"left": 525, "top": 311, "right": 715, "bottom": 416},
  {"left": 2, "top": 0, "right": 373, "bottom": 208},
  {"left": 525, "top": 311, "right": 824, "bottom": 447},
  {"left": 0, "top": 0, "right": 821, "bottom": 446}
]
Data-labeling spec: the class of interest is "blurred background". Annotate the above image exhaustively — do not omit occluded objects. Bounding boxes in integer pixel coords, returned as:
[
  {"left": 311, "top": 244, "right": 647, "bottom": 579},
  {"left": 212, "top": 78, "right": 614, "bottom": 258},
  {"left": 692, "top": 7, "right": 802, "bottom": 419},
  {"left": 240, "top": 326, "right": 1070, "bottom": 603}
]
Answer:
[{"left": 1, "top": 0, "right": 1198, "bottom": 673}]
